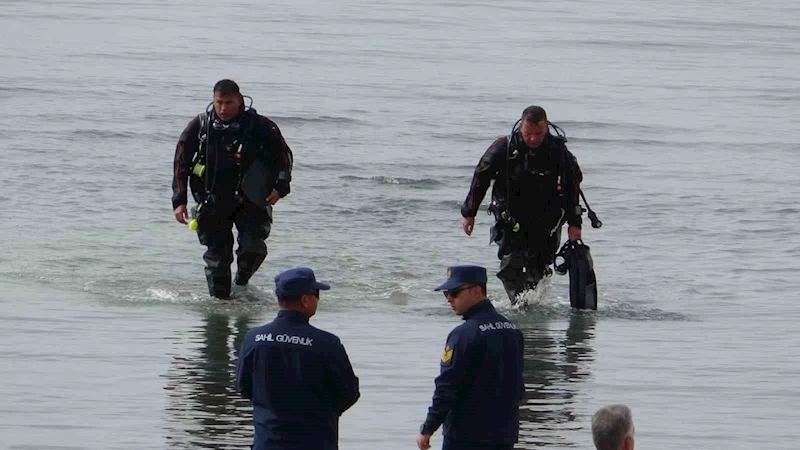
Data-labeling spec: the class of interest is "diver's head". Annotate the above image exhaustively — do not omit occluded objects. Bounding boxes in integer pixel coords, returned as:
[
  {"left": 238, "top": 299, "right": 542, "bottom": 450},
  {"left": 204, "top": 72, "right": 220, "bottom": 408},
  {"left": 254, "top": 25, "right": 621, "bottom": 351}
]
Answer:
[
  {"left": 519, "top": 105, "right": 549, "bottom": 149},
  {"left": 212, "top": 79, "right": 244, "bottom": 122}
]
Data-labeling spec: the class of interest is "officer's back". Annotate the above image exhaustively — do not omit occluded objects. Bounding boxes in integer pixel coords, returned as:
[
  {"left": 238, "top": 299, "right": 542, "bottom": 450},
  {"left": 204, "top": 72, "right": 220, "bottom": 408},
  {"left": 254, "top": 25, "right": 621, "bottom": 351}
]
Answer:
[
  {"left": 236, "top": 268, "right": 360, "bottom": 450},
  {"left": 448, "top": 300, "right": 524, "bottom": 443},
  {"left": 418, "top": 266, "right": 525, "bottom": 450}
]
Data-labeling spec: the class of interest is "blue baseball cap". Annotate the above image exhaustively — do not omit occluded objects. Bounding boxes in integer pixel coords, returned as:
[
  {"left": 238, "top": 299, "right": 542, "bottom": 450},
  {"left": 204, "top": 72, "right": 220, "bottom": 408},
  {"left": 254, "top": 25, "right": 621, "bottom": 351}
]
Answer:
[
  {"left": 274, "top": 267, "right": 331, "bottom": 297},
  {"left": 434, "top": 265, "right": 488, "bottom": 291}
]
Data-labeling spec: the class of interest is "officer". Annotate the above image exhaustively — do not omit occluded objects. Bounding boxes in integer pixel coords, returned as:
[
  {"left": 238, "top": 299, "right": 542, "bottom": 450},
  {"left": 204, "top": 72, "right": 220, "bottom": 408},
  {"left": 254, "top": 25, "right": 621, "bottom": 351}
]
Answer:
[
  {"left": 460, "top": 106, "right": 584, "bottom": 302},
  {"left": 592, "top": 405, "right": 635, "bottom": 450},
  {"left": 235, "top": 267, "right": 360, "bottom": 450},
  {"left": 416, "top": 265, "right": 525, "bottom": 450},
  {"left": 172, "top": 79, "right": 293, "bottom": 299}
]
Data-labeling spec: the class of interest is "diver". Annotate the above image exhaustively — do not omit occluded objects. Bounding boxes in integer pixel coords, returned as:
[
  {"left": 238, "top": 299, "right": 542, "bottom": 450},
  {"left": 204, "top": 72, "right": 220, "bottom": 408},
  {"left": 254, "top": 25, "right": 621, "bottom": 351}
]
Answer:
[
  {"left": 460, "top": 105, "right": 589, "bottom": 303},
  {"left": 172, "top": 80, "right": 293, "bottom": 299}
]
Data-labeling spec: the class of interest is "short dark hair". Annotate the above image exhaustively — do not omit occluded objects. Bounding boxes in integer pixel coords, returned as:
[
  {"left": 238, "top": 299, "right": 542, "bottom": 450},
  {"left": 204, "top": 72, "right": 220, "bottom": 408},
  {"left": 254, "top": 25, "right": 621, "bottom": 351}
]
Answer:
[
  {"left": 521, "top": 105, "right": 547, "bottom": 124},
  {"left": 462, "top": 284, "right": 487, "bottom": 296},
  {"left": 213, "top": 79, "right": 241, "bottom": 97},
  {"left": 277, "top": 290, "right": 319, "bottom": 305},
  {"left": 277, "top": 294, "right": 301, "bottom": 305}
]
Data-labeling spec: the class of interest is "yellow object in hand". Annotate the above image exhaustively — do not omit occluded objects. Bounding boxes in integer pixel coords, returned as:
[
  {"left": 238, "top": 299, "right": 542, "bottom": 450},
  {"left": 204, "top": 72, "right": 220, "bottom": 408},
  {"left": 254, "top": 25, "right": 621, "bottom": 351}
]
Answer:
[{"left": 188, "top": 219, "right": 199, "bottom": 231}]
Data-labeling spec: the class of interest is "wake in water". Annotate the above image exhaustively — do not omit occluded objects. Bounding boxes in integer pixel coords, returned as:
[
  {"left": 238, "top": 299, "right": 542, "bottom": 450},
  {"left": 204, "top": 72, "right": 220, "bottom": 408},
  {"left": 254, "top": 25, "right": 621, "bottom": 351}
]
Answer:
[
  {"left": 144, "top": 284, "right": 275, "bottom": 305},
  {"left": 141, "top": 286, "right": 277, "bottom": 318},
  {"left": 339, "top": 175, "right": 443, "bottom": 188},
  {"left": 490, "top": 276, "right": 690, "bottom": 321},
  {"left": 147, "top": 285, "right": 276, "bottom": 303}
]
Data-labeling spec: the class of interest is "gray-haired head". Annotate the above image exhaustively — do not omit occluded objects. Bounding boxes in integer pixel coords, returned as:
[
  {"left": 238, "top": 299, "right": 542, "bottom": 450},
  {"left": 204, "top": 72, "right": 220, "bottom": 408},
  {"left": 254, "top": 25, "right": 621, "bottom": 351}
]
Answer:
[{"left": 591, "top": 404, "right": 635, "bottom": 450}]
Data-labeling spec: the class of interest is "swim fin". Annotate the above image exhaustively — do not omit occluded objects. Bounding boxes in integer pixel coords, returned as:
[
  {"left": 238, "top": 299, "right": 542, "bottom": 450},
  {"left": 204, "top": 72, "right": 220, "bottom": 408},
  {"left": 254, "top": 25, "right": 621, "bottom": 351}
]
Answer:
[{"left": 556, "top": 240, "right": 598, "bottom": 310}]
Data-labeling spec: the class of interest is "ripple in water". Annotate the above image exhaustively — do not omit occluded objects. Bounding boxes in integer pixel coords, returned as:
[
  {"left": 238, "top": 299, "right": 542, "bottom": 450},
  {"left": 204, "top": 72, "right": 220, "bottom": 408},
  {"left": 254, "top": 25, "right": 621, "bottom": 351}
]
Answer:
[
  {"left": 162, "top": 313, "right": 255, "bottom": 449},
  {"left": 494, "top": 277, "right": 691, "bottom": 322},
  {"left": 340, "top": 175, "right": 443, "bottom": 188},
  {"left": 518, "top": 313, "right": 598, "bottom": 448}
]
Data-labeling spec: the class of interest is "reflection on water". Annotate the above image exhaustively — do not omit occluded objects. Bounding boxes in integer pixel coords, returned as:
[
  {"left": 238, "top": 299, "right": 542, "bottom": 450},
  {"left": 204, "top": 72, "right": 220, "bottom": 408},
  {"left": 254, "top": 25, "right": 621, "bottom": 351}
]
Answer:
[
  {"left": 518, "top": 312, "right": 597, "bottom": 448},
  {"left": 160, "top": 310, "right": 595, "bottom": 449},
  {"left": 163, "top": 312, "right": 255, "bottom": 449}
]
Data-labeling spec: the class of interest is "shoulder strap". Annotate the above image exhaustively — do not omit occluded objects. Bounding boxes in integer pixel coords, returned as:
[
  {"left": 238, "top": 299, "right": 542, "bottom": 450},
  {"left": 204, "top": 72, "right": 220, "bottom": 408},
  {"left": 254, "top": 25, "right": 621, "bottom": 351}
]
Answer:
[
  {"left": 195, "top": 112, "right": 211, "bottom": 192},
  {"left": 197, "top": 112, "right": 209, "bottom": 143},
  {"left": 549, "top": 121, "right": 567, "bottom": 141},
  {"left": 234, "top": 110, "right": 259, "bottom": 195}
]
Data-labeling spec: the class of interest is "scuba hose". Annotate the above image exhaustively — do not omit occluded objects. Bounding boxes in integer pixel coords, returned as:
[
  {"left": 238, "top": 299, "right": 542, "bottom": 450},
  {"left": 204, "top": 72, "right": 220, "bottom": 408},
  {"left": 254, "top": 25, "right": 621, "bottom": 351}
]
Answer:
[
  {"left": 500, "top": 117, "right": 602, "bottom": 310},
  {"left": 187, "top": 104, "right": 213, "bottom": 231},
  {"left": 497, "top": 119, "right": 602, "bottom": 232},
  {"left": 549, "top": 121, "right": 602, "bottom": 229},
  {"left": 485, "top": 119, "right": 522, "bottom": 234},
  {"left": 551, "top": 120, "right": 602, "bottom": 229},
  {"left": 187, "top": 97, "right": 255, "bottom": 231},
  {"left": 581, "top": 190, "right": 602, "bottom": 229},
  {"left": 190, "top": 96, "right": 255, "bottom": 182}
]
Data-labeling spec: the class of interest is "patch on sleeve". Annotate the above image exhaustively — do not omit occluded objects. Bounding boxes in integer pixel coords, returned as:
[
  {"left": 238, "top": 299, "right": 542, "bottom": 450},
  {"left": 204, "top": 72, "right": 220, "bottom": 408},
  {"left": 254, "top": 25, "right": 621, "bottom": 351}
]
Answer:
[{"left": 441, "top": 345, "right": 453, "bottom": 364}]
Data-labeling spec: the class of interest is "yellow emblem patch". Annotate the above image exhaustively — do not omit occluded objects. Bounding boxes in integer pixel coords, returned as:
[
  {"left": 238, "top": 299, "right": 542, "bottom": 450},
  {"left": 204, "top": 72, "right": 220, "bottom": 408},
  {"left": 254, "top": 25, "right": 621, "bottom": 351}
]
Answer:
[{"left": 441, "top": 345, "right": 453, "bottom": 363}]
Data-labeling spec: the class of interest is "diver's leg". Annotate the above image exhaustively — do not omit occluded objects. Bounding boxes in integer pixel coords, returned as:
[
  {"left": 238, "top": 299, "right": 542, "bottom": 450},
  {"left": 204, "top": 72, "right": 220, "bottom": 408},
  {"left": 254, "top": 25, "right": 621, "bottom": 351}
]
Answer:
[
  {"left": 530, "top": 225, "right": 563, "bottom": 280},
  {"left": 233, "top": 202, "right": 272, "bottom": 286},
  {"left": 198, "top": 221, "right": 234, "bottom": 299},
  {"left": 497, "top": 231, "right": 536, "bottom": 303}
]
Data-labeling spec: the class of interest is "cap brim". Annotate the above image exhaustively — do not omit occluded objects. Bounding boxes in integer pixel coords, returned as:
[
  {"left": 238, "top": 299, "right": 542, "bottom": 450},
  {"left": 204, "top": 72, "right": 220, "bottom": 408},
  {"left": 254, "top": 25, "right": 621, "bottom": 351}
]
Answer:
[
  {"left": 434, "top": 280, "right": 466, "bottom": 292},
  {"left": 312, "top": 281, "right": 331, "bottom": 291}
]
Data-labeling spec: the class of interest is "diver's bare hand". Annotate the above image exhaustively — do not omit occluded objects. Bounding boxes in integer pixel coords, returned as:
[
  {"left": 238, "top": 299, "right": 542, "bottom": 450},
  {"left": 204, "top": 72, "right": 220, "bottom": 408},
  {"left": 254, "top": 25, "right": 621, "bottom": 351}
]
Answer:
[
  {"left": 174, "top": 205, "right": 188, "bottom": 224},
  {"left": 462, "top": 216, "right": 475, "bottom": 236},
  {"left": 266, "top": 190, "right": 281, "bottom": 205},
  {"left": 415, "top": 433, "right": 431, "bottom": 450},
  {"left": 568, "top": 225, "right": 582, "bottom": 241}
]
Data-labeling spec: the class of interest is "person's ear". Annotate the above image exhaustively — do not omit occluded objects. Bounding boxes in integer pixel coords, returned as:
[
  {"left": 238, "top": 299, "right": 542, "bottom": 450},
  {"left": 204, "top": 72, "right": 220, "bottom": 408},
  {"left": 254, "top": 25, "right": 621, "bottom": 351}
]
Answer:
[{"left": 624, "top": 435, "right": 634, "bottom": 450}]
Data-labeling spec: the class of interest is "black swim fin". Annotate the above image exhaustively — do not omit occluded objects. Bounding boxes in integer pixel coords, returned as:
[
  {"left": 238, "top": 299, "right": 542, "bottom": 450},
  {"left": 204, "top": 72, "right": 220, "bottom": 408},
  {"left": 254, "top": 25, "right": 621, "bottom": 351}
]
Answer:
[{"left": 557, "top": 240, "right": 598, "bottom": 310}]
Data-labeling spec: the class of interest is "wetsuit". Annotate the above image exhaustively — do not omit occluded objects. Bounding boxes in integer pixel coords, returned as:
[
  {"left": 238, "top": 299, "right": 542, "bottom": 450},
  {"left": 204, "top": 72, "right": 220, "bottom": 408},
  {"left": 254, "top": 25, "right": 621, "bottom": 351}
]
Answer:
[
  {"left": 461, "top": 132, "right": 582, "bottom": 301},
  {"left": 172, "top": 108, "right": 293, "bottom": 298}
]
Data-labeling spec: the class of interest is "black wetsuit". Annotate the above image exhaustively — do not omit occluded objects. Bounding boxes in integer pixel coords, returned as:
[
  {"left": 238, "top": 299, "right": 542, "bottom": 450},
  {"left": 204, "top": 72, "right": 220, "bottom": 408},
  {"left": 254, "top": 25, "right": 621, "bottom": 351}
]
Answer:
[
  {"left": 461, "top": 132, "right": 582, "bottom": 301},
  {"left": 172, "top": 108, "right": 293, "bottom": 298}
]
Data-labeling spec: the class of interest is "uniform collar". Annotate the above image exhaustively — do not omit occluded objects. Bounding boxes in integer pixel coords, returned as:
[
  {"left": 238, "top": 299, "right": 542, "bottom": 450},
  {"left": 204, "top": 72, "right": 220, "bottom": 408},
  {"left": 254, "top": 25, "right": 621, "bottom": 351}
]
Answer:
[
  {"left": 276, "top": 309, "right": 310, "bottom": 323},
  {"left": 463, "top": 298, "right": 494, "bottom": 320}
]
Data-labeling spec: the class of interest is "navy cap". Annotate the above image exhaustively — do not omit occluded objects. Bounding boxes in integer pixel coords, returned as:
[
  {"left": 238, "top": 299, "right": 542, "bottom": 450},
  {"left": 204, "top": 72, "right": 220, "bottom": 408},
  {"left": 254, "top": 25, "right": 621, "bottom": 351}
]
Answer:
[
  {"left": 434, "top": 265, "right": 488, "bottom": 291},
  {"left": 274, "top": 267, "right": 331, "bottom": 297}
]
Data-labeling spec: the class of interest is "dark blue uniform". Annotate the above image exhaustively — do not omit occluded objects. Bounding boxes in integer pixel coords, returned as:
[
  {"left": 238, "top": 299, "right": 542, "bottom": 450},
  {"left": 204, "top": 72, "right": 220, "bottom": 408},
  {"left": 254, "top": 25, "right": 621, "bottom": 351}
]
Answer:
[
  {"left": 421, "top": 299, "right": 525, "bottom": 449},
  {"left": 236, "top": 310, "right": 360, "bottom": 450}
]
